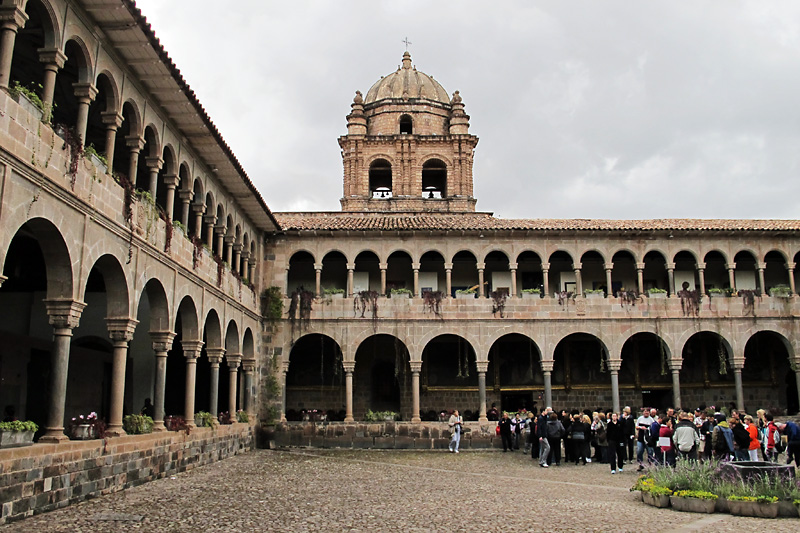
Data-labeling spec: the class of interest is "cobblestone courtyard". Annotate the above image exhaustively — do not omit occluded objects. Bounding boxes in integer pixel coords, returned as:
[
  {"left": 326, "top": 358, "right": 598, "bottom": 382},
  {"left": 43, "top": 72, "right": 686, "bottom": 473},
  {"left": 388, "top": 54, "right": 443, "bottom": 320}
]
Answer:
[{"left": 2, "top": 449, "right": 799, "bottom": 532}]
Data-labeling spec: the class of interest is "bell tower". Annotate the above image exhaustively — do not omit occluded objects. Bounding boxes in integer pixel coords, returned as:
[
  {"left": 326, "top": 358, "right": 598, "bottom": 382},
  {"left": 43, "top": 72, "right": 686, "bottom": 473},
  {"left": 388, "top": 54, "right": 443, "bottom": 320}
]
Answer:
[{"left": 339, "top": 52, "right": 479, "bottom": 213}]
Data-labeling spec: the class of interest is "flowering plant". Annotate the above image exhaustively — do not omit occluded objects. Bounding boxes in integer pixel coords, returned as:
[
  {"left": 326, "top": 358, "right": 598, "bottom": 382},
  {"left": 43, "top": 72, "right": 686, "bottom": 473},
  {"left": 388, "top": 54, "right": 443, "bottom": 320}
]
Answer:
[
  {"left": 236, "top": 410, "right": 249, "bottom": 423},
  {"left": 69, "top": 411, "right": 105, "bottom": 438}
]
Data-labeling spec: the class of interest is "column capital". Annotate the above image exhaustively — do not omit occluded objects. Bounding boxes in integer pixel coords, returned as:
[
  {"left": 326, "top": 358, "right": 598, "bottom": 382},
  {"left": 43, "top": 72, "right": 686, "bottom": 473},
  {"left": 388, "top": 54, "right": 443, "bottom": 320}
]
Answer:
[
  {"left": 44, "top": 299, "right": 86, "bottom": 329},
  {"left": 125, "top": 135, "right": 146, "bottom": 152},
  {"left": 214, "top": 224, "right": 226, "bottom": 235},
  {"left": 203, "top": 214, "right": 217, "bottom": 225},
  {"left": 726, "top": 263, "right": 737, "bottom": 270},
  {"left": 378, "top": 262, "right": 388, "bottom": 270},
  {"left": 224, "top": 234, "right": 235, "bottom": 244},
  {"left": 72, "top": 82, "right": 98, "bottom": 102},
  {"left": 314, "top": 263, "right": 323, "bottom": 271},
  {"left": 540, "top": 360, "right": 554, "bottom": 372},
  {"left": 150, "top": 330, "right": 176, "bottom": 352},
  {"left": 145, "top": 156, "right": 164, "bottom": 171},
  {"left": 181, "top": 340, "right": 204, "bottom": 359},
  {"left": 242, "top": 360, "right": 256, "bottom": 373},
  {"left": 409, "top": 361, "right": 422, "bottom": 373},
  {"left": 668, "top": 358, "right": 683, "bottom": 371},
  {"left": 241, "top": 250, "right": 251, "bottom": 261},
  {"left": 541, "top": 262, "right": 550, "bottom": 270},
  {"left": 731, "top": 358, "right": 745, "bottom": 370},
  {"left": 226, "top": 353, "right": 242, "bottom": 368},
  {"left": 696, "top": 262, "right": 706, "bottom": 270},
  {"left": 604, "top": 263, "right": 614, "bottom": 271},
  {"left": 444, "top": 263, "right": 453, "bottom": 270},
  {"left": 101, "top": 111, "right": 124, "bottom": 128},
  {"left": 475, "top": 361, "right": 488, "bottom": 373},
  {"left": 233, "top": 243, "right": 243, "bottom": 253},
  {"left": 341, "top": 361, "right": 355, "bottom": 373},
  {"left": 757, "top": 262, "right": 767, "bottom": 270},
  {"left": 607, "top": 359, "right": 622, "bottom": 372},
  {"left": 635, "top": 262, "right": 645, "bottom": 270},
  {"left": 508, "top": 263, "right": 518, "bottom": 270},
  {"left": 571, "top": 262, "right": 582, "bottom": 270},
  {"left": 0, "top": 5, "right": 29, "bottom": 30},
  {"left": 37, "top": 48, "right": 67, "bottom": 69},
  {"left": 666, "top": 262, "right": 676, "bottom": 270},
  {"left": 786, "top": 262, "right": 796, "bottom": 271},
  {"left": 191, "top": 203, "right": 206, "bottom": 215},
  {"left": 476, "top": 262, "right": 485, "bottom": 270},
  {"left": 106, "top": 317, "right": 138, "bottom": 343},
  {"left": 162, "top": 173, "right": 179, "bottom": 188},
  {"left": 206, "top": 347, "right": 226, "bottom": 364}
]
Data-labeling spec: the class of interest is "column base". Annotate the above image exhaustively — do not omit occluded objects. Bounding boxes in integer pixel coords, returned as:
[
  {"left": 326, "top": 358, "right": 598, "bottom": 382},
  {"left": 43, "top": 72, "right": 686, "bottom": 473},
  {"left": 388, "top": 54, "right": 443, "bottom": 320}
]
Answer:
[
  {"left": 152, "top": 424, "right": 167, "bottom": 432},
  {"left": 411, "top": 416, "right": 421, "bottom": 423},
  {"left": 344, "top": 416, "right": 354, "bottom": 423},
  {"left": 104, "top": 427, "right": 127, "bottom": 438},
  {"left": 39, "top": 429, "right": 69, "bottom": 443},
  {"left": 479, "top": 416, "right": 488, "bottom": 423}
]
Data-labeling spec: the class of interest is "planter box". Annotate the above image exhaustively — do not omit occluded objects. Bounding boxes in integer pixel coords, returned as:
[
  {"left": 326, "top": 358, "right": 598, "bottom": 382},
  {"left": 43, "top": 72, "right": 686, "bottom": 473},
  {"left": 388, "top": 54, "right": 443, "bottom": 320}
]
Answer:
[
  {"left": 0, "top": 430, "right": 34, "bottom": 448},
  {"left": 89, "top": 152, "right": 108, "bottom": 174},
  {"left": 390, "top": 292, "right": 413, "bottom": 299},
  {"left": 71, "top": 424, "right": 95, "bottom": 440},
  {"left": 584, "top": 292, "right": 604, "bottom": 299},
  {"left": 708, "top": 293, "right": 728, "bottom": 299},
  {"left": 455, "top": 293, "right": 476, "bottom": 299},
  {"left": 642, "top": 492, "right": 671, "bottom": 508},
  {"left": 669, "top": 496, "right": 716, "bottom": 514},
  {"left": 14, "top": 91, "right": 44, "bottom": 122},
  {"left": 521, "top": 292, "right": 540, "bottom": 299},
  {"left": 647, "top": 292, "right": 667, "bottom": 299},
  {"left": 326, "top": 293, "right": 345, "bottom": 299},
  {"left": 727, "top": 500, "right": 779, "bottom": 519}
]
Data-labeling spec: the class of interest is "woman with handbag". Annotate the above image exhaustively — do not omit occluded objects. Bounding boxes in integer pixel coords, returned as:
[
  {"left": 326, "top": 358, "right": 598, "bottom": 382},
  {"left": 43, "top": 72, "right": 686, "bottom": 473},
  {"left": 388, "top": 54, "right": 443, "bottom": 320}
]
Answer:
[{"left": 448, "top": 409, "right": 463, "bottom": 453}]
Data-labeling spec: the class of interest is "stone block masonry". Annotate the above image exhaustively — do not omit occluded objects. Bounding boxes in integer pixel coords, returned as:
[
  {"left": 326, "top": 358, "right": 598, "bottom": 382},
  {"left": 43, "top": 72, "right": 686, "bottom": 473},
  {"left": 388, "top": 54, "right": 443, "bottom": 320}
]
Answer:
[{"left": 0, "top": 424, "right": 252, "bottom": 525}]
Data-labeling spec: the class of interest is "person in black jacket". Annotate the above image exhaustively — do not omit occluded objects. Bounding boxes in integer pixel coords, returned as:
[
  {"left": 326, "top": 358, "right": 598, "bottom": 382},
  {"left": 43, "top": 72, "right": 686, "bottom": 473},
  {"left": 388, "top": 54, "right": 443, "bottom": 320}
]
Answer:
[
  {"left": 546, "top": 412, "right": 565, "bottom": 466},
  {"left": 730, "top": 418, "right": 751, "bottom": 461},
  {"left": 622, "top": 407, "right": 635, "bottom": 464},
  {"left": 534, "top": 407, "right": 551, "bottom": 467},
  {"left": 569, "top": 414, "right": 589, "bottom": 465},
  {"left": 498, "top": 412, "right": 513, "bottom": 452},
  {"left": 606, "top": 412, "right": 626, "bottom": 473}
]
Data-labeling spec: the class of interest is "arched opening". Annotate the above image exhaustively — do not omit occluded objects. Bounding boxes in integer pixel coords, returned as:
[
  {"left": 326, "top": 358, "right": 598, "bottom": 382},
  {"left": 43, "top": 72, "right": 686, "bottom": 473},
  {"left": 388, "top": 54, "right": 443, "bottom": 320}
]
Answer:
[
  {"left": 422, "top": 159, "right": 446, "bottom": 199},
  {"left": 84, "top": 72, "right": 115, "bottom": 160},
  {"left": 547, "top": 251, "right": 575, "bottom": 296},
  {"left": 487, "top": 334, "right": 542, "bottom": 414},
  {"left": 287, "top": 251, "right": 315, "bottom": 296},
  {"left": 130, "top": 278, "right": 171, "bottom": 420},
  {"left": 139, "top": 125, "right": 159, "bottom": 195},
  {"left": 516, "top": 251, "right": 543, "bottom": 296},
  {"left": 484, "top": 251, "right": 510, "bottom": 296},
  {"left": 386, "top": 250, "right": 412, "bottom": 294},
  {"left": 580, "top": 250, "right": 605, "bottom": 296},
  {"left": 354, "top": 335, "right": 410, "bottom": 419},
  {"left": 611, "top": 250, "right": 636, "bottom": 296},
  {"left": 111, "top": 101, "right": 138, "bottom": 179},
  {"left": 733, "top": 250, "right": 758, "bottom": 292},
  {"left": 673, "top": 251, "right": 699, "bottom": 292},
  {"left": 764, "top": 251, "right": 789, "bottom": 293},
  {"left": 680, "top": 332, "right": 734, "bottom": 411},
  {"left": 320, "top": 251, "right": 347, "bottom": 294},
  {"left": 703, "top": 250, "right": 728, "bottom": 294},
  {"left": 552, "top": 333, "right": 610, "bottom": 409},
  {"left": 369, "top": 159, "right": 392, "bottom": 198},
  {"left": 353, "top": 251, "right": 380, "bottom": 293},
  {"left": 165, "top": 297, "right": 199, "bottom": 418},
  {"left": 8, "top": 0, "right": 51, "bottom": 103},
  {"left": 285, "top": 334, "right": 344, "bottom": 421},
  {"left": 51, "top": 39, "right": 87, "bottom": 129},
  {"left": 399, "top": 114, "right": 413, "bottom": 134},
  {"left": 619, "top": 333, "right": 671, "bottom": 409},
  {"left": 450, "top": 251, "right": 478, "bottom": 297},
  {"left": 743, "top": 331, "right": 794, "bottom": 414},
  {"left": 421, "top": 335, "right": 477, "bottom": 417},
  {"left": 419, "top": 251, "right": 445, "bottom": 296},
  {"left": 642, "top": 251, "right": 669, "bottom": 294}
]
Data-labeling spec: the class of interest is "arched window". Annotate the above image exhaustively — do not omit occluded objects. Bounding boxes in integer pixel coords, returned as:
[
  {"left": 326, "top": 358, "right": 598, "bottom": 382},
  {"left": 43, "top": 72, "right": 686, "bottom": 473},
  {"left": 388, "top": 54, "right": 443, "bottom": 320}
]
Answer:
[
  {"left": 369, "top": 159, "right": 392, "bottom": 198},
  {"left": 399, "top": 114, "right": 413, "bottom": 134},
  {"left": 422, "top": 159, "right": 446, "bottom": 198}
]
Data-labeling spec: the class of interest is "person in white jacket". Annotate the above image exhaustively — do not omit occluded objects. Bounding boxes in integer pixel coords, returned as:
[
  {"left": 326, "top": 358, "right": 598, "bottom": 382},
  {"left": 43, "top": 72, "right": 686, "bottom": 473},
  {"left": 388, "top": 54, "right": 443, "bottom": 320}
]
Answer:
[
  {"left": 448, "top": 410, "right": 463, "bottom": 453},
  {"left": 673, "top": 412, "right": 700, "bottom": 461}
]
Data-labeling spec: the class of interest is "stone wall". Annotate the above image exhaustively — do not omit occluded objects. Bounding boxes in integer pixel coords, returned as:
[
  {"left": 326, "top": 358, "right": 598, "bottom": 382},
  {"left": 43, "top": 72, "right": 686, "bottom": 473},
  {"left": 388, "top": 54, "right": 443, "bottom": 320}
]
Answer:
[{"left": 0, "top": 424, "right": 253, "bottom": 525}]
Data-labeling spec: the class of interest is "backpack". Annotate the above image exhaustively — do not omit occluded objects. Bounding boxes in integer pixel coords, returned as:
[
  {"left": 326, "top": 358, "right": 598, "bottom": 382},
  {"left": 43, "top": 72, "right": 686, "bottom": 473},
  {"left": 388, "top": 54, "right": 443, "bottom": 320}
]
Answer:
[
  {"left": 547, "top": 421, "right": 562, "bottom": 439},
  {"left": 775, "top": 429, "right": 786, "bottom": 453},
  {"left": 713, "top": 428, "right": 727, "bottom": 452}
]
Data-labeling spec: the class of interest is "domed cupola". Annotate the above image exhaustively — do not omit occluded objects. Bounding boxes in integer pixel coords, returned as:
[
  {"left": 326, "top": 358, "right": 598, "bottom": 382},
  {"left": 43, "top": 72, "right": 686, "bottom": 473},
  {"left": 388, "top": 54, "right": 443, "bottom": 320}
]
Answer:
[{"left": 339, "top": 53, "right": 479, "bottom": 213}]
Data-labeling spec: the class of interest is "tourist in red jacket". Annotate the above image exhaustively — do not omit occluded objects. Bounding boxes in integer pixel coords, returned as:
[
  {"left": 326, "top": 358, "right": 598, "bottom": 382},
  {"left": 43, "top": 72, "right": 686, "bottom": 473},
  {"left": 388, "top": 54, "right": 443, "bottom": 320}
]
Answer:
[
  {"left": 659, "top": 418, "right": 676, "bottom": 466},
  {"left": 744, "top": 415, "right": 760, "bottom": 461}
]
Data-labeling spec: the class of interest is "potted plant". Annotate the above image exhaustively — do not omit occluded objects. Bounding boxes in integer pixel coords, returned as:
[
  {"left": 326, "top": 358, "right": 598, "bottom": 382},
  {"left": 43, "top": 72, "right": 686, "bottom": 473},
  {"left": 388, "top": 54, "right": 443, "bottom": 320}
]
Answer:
[
  {"left": 235, "top": 409, "right": 250, "bottom": 423},
  {"left": 9, "top": 81, "right": 45, "bottom": 122},
  {"left": 455, "top": 288, "right": 476, "bottom": 299},
  {"left": 390, "top": 288, "right": 413, "bottom": 299},
  {"left": 165, "top": 415, "right": 188, "bottom": 431},
  {"left": 727, "top": 495, "right": 779, "bottom": 518},
  {"left": 0, "top": 420, "right": 38, "bottom": 448},
  {"left": 707, "top": 288, "right": 727, "bottom": 298},
  {"left": 122, "top": 414, "right": 154, "bottom": 435},
  {"left": 194, "top": 411, "right": 216, "bottom": 428},
  {"left": 647, "top": 287, "right": 667, "bottom": 299},
  {"left": 69, "top": 412, "right": 105, "bottom": 440},
  {"left": 521, "top": 288, "right": 541, "bottom": 299},
  {"left": 217, "top": 411, "right": 233, "bottom": 425},
  {"left": 669, "top": 490, "right": 718, "bottom": 514},
  {"left": 584, "top": 289, "right": 604, "bottom": 299},
  {"left": 324, "top": 287, "right": 345, "bottom": 299},
  {"left": 641, "top": 484, "right": 672, "bottom": 508},
  {"left": 83, "top": 144, "right": 108, "bottom": 174},
  {"left": 769, "top": 285, "right": 791, "bottom": 298},
  {"left": 364, "top": 410, "right": 398, "bottom": 422},
  {"left": 794, "top": 498, "right": 800, "bottom": 518}
]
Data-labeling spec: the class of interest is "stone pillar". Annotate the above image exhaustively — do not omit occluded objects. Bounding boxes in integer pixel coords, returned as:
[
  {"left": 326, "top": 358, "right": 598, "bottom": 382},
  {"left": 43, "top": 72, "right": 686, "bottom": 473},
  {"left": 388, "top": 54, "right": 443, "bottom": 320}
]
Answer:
[
  {"left": 340, "top": 361, "right": 354, "bottom": 422},
  {"left": 223, "top": 235, "right": 234, "bottom": 265},
  {"left": 412, "top": 262, "right": 420, "bottom": 297},
  {"left": 178, "top": 190, "right": 193, "bottom": 228},
  {"left": 0, "top": 6, "right": 28, "bottom": 89},
  {"left": 162, "top": 174, "right": 179, "bottom": 221},
  {"left": 203, "top": 214, "right": 216, "bottom": 247},
  {"left": 732, "top": 358, "right": 745, "bottom": 413},
  {"left": 101, "top": 111, "right": 123, "bottom": 174},
  {"left": 145, "top": 156, "right": 164, "bottom": 200},
  {"left": 182, "top": 340, "right": 203, "bottom": 427},
  {"left": 636, "top": 263, "right": 645, "bottom": 295},
  {"left": 669, "top": 359, "right": 683, "bottom": 410},
  {"left": 150, "top": 331, "right": 175, "bottom": 431},
  {"left": 242, "top": 361, "right": 255, "bottom": 414},
  {"left": 40, "top": 300, "right": 85, "bottom": 442},
  {"left": 757, "top": 263, "right": 767, "bottom": 295},
  {"left": 314, "top": 264, "right": 322, "bottom": 297},
  {"left": 233, "top": 243, "right": 242, "bottom": 275},
  {"left": 379, "top": 263, "right": 387, "bottom": 296},
  {"left": 72, "top": 83, "right": 98, "bottom": 145},
  {"left": 477, "top": 263, "right": 485, "bottom": 298},
  {"left": 509, "top": 263, "right": 517, "bottom": 297},
  {"left": 193, "top": 204, "right": 206, "bottom": 240},
  {"left": 608, "top": 359, "right": 622, "bottom": 414},
  {"left": 541, "top": 360, "right": 554, "bottom": 408},
  {"left": 206, "top": 348, "right": 225, "bottom": 419},
  {"left": 126, "top": 135, "right": 146, "bottom": 188},
  {"left": 573, "top": 263, "right": 583, "bottom": 295},
  {"left": 542, "top": 263, "right": 550, "bottom": 298},
  {"left": 667, "top": 262, "right": 676, "bottom": 296},
  {"left": 38, "top": 49, "right": 67, "bottom": 120},
  {"left": 727, "top": 263, "right": 737, "bottom": 292},
  {"left": 105, "top": 318, "right": 138, "bottom": 436},
  {"left": 346, "top": 263, "right": 355, "bottom": 297},
  {"left": 227, "top": 354, "right": 241, "bottom": 414},
  {"left": 445, "top": 263, "right": 453, "bottom": 297},
  {"left": 476, "top": 361, "right": 488, "bottom": 422},
  {"left": 240, "top": 251, "right": 250, "bottom": 280},
  {"left": 604, "top": 263, "right": 613, "bottom": 297},
  {"left": 410, "top": 361, "right": 422, "bottom": 423},
  {"left": 214, "top": 225, "right": 225, "bottom": 256},
  {"left": 697, "top": 263, "right": 706, "bottom": 294},
  {"left": 787, "top": 263, "right": 796, "bottom": 295}
]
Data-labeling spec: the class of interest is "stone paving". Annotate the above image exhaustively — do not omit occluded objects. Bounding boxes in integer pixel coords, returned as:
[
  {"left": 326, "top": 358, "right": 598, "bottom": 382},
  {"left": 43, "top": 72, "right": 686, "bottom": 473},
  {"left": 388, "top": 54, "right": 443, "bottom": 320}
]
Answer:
[{"left": 2, "top": 449, "right": 798, "bottom": 532}]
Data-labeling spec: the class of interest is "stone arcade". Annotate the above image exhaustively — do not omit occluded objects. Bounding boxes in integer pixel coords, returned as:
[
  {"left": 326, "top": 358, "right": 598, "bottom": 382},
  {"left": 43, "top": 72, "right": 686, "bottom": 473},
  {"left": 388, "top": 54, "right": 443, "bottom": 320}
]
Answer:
[{"left": 0, "top": 0, "right": 799, "bottom": 524}]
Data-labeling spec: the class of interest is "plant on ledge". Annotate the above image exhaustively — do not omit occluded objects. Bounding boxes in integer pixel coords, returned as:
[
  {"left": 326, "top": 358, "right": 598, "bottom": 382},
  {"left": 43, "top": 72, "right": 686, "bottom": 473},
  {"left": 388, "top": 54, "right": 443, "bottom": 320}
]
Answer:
[
  {"left": 0, "top": 420, "right": 38, "bottom": 433},
  {"left": 521, "top": 288, "right": 541, "bottom": 294},
  {"left": 236, "top": 410, "right": 250, "bottom": 423},
  {"left": 323, "top": 287, "right": 345, "bottom": 296},
  {"left": 769, "top": 284, "right": 791, "bottom": 297},
  {"left": 423, "top": 290, "right": 444, "bottom": 319},
  {"left": 364, "top": 410, "right": 399, "bottom": 422},
  {"left": 69, "top": 411, "right": 106, "bottom": 440},
  {"left": 707, "top": 288, "right": 725, "bottom": 295},
  {"left": 194, "top": 411, "right": 216, "bottom": 428},
  {"left": 390, "top": 287, "right": 413, "bottom": 298},
  {"left": 122, "top": 414, "right": 154, "bottom": 435},
  {"left": 647, "top": 288, "right": 667, "bottom": 294}
]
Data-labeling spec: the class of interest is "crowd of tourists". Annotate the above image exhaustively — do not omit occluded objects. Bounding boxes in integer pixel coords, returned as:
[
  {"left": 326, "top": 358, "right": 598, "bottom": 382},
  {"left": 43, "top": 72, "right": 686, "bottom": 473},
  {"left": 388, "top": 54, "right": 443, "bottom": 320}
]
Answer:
[{"left": 461, "top": 405, "right": 800, "bottom": 473}]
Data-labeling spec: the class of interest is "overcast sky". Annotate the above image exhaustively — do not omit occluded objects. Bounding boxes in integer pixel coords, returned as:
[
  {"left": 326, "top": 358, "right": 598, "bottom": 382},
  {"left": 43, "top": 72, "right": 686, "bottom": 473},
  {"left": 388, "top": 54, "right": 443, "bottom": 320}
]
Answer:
[{"left": 133, "top": 1, "right": 800, "bottom": 220}]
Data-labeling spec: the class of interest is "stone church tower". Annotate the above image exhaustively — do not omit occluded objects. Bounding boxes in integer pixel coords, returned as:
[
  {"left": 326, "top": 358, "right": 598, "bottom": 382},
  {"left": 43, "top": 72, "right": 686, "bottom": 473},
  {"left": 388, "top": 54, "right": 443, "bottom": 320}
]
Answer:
[{"left": 339, "top": 52, "right": 479, "bottom": 212}]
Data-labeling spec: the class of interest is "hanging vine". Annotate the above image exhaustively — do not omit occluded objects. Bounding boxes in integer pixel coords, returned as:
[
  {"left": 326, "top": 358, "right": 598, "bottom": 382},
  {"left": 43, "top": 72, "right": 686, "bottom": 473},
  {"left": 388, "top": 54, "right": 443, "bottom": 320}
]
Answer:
[
  {"left": 354, "top": 290, "right": 379, "bottom": 326},
  {"left": 191, "top": 236, "right": 204, "bottom": 269},
  {"left": 115, "top": 172, "right": 136, "bottom": 264},
  {"left": 55, "top": 123, "right": 83, "bottom": 190},
  {"left": 599, "top": 343, "right": 607, "bottom": 373},
  {"left": 288, "top": 286, "right": 314, "bottom": 343},
  {"left": 456, "top": 337, "right": 470, "bottom": 379},
  {"left": 491, "top": 290, "right": 507, "bottom": 318},
  {"left": 423, "top": 290, "right": 444, "bottom": 319},
  {"left": 617, "top": 290, "right": 642, "bottom": 308},
  {"left": 738, "top": 289, "right": 759, "bottom": 317},
  {"left": 159, "top": 208, "right": 173, "bottom": 254},
  {"left": 677, "top": 286, "right": 701, "bottom": 317},
  {"left": 213, "top": 254, "right": 224, "bottom": 287},
  {"left": 717, "top": 338, "right": 728, "bottom": 375},
  {"left": 557, "top": 290, "right": 575, "bottom": 308}
]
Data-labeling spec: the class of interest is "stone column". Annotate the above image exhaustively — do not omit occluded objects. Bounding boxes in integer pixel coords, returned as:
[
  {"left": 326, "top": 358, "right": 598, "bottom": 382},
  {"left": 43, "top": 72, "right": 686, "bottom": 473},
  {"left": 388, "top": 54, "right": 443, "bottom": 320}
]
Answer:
[
  {"left": 757, "top": 262, "right": 767, "bottom": 295},
  {"left": 697, "top": 263, "right": 706, "bottom": 294},
  {"left": 240, "top": 251, "right": 250, "bottom": 280},
  {"left": 40, "top": 300, "right": 85, "bottom": 442},
  {"left": 192, "top": 204, "right": 206, "bottom": 240},
  {"left": 410, "top": 361, "right": 422, "bottom": 423},
  {"left": 542, "top": 263, "right": 550, "bottom": 298},
  {"left": 314, "top": 264, "right": 322, "bottom": 297},
  {"left": 669, "top": 359, "right": 683, "bottom": 410},
  {"left": 604, "top": 263, "right": 613, "bottom": 297},
  {"left": 476, "top": 361, "right": 488, "bottom": 422},
  {"left": 242, "top": 361, "right": 255, "bottom": 414},
  {"left": 178, "top": 190, "right": 193, "bottom": 228},
  {"left": 346, "top": 263, "right": 355, "bottom": 297},
  {"left": 445, "top": 263, "right": 453, "bottom": 297},
  {"left": 279, "top": 361, "right": 289, "bottom": 422},
  {"left": 101, "top": 111, "right": 123, "bottom": 174},
  {"left": 786, "top": 263, "right": 796, "bottom": 295},
  {"left": 206, "top": 348, "right": 225, "bottom": 420},
  {"left": 667, "top": 262, "right": 676, "bottom": 296},
  {"left": 126, "top": 135, "right": 146, "bottom": 188},
  {"left": 203, "top": 214, "right": 216, "bottom": 247},
  {"left": 379, "top": 263, "right": 387, "bottom": 296},
  {"left": 477, "top": 263, "right": 485, "bottom": 298},
  {"left": 72, "top": 83, "right": 98, "bottom": 145},
  {"left": 214, "top": 225, "right": 225, "bottom": 256},
  {"left": 607, "top": 359, "right": 622, "bottom": 414},
  {"left": 573, "top": 263, "right": 582, "bottom": 295},
  {"left": 38, "top": 49, "right": 67, "bottom": 120},
  {"left": 732, "top": 357, "right": 745, "bottom": 412},
  {"left": 150, "top": 331, "right": 175, "bottom": 431},
  {"left": 636, "top": 263, "right": 645, "bottom": 295},
  {"left": 0, "top": 6, "right": 28, "bottom": 89},
  {"left": 233, "top": 243, "right": 242, "bottom": 275},
  {"left": 541, "top": 360, "right": 554, "bottom": 408},
  {"left": 182, "top": 340, "right": 204, "bottom": 427},
  {"left": 727, "top": 263, "right": 737, "bottom": 292},
  {"left": 412, "top": 262, "right": 420, "bottom": 297},
  {"left": 509, "top": 263, "right": 517, "bottom": 297},
  {"left": 227, "top": 354, "right": 241, "bottom": 414},
  {"left": 162, "top": 174, "right": 179, "bottom": 221},
  {"left": 248, "top": 259, "right": 256, "bottom": 285},
  {"left": 145, "top": 156, "right": 163, "bottom": 200},
  {"left": 105, "top": 318, "right": 138, "bottom": 436}
]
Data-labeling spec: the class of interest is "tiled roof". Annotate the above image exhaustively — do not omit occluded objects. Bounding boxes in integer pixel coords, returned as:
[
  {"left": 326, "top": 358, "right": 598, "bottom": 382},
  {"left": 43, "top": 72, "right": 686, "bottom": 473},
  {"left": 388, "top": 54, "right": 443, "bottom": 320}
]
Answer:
[{"left": 275, "top": 212, "right": 800, "bottom": 233}]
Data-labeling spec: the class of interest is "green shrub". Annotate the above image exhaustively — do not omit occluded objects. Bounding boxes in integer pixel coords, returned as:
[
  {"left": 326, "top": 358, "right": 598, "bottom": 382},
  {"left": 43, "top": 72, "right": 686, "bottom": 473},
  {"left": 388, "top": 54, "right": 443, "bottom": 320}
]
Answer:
[
  {"left": 236, "top": 410, "right": 249, "bottom": 423},
  {"left": 195, "top": 411, "right": 215, "bottom": 428},
  {"left": 0, "top": 420, "right": 38, "bottom": 432},
  {"left": 122, "top": 414, "right": 154, "bottom": 435}
]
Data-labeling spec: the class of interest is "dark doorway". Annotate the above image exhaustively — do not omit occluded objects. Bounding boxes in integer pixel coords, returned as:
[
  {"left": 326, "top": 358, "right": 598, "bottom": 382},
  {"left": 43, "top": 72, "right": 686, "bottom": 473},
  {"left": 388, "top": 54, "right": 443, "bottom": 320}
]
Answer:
[
  {"left": 371, "top": 360, "right": 400, "bottom": 412},
  {"left": 641, "top": 389, "right": 672, "bottom": 411},
  {"left": 501, "top": 392, "right": 534, "bottom": 413}
]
